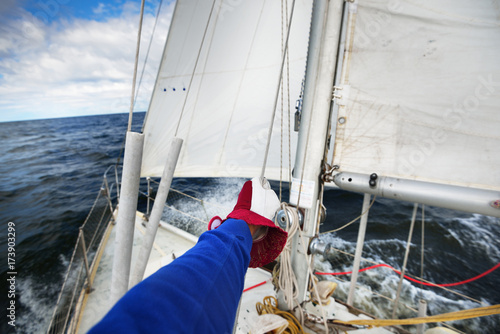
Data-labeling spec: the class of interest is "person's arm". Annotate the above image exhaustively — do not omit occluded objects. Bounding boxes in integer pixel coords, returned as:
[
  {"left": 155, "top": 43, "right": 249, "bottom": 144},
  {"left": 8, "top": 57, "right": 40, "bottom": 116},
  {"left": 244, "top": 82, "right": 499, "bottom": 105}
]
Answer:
[{"left": 89, "top": 218, "right": 252, "bottom": 334}]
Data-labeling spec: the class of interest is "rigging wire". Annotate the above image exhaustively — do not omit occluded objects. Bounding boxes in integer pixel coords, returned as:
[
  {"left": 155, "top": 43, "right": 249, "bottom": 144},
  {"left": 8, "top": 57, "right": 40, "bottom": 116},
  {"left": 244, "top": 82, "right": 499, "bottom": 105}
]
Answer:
[
  {"left": 115, "top": 0, "right": 148, "bottom": 168},
  {"left": 127, "top": 0, "right": 146, "bottom": 132},
  {"left": 419, "top": 204, "right": 426, "bottom": 299},
  {"left": 279, "top": 0, "right": 285, "bottom": 201},
  {"left": 393, "top": 202, "right": 419, "bottom": 318},
  {"left": 174, "top": 0, "right": 218, "bottom": 137},
  {"left": 285, "top": 19, "right": 292, "bottom": 189},
  {"left": 260, "top": 0, "right": 297, "bottom": 179},
  {"left": 320, "top": 195, "right": 377, "bottom": 234},
  {"left": 279, "top": 0, "right": 293, "bottom": 202},
  {"left": 134, "top": 0, "right": 165, "bottom": 111}
]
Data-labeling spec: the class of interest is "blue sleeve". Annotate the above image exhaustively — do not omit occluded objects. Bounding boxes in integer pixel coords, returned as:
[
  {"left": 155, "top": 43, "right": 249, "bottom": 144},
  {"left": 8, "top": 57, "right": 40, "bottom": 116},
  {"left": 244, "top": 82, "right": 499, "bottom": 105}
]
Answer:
[{"left": 88, "top": 218, "right": 252, "bottom": 334}]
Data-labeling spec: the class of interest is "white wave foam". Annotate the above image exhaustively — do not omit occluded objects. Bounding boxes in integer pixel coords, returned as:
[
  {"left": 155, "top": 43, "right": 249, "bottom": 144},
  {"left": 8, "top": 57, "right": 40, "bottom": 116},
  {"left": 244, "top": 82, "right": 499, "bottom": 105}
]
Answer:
[
  {"left": 162, "top": 178, "right": 246, "bottom": 236},
  {"left": 15, "top": 253, "right": 80, "bottom": 333},
  {"left": 17, "top": 276, "right": 61, "bottom": 333},
  {"left": 449, "top": 214, "right": 500, "bottom": 262},
  {"left": 314, "top": 233, "right": 493, "bottom": 333}
]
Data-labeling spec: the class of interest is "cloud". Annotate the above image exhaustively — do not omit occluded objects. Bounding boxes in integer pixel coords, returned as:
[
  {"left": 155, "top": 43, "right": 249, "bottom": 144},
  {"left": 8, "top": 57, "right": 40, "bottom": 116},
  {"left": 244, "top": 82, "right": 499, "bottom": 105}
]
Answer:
[
  {"left": 93, "top": 3, "right": 106, "bottom": 15},
  {"left": 0, "top": 0, "right": 174, "bottom": 122}
]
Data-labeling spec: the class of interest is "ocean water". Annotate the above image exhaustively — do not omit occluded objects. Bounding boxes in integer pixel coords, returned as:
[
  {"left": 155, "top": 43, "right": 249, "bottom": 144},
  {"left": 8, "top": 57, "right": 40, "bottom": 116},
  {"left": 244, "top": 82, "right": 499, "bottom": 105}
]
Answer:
[
  {"left": 0, "top": 113, "right": 143, "bottom": 333},
  {"left": 1, "top": 113, "right": 499, "bottom": 333}
]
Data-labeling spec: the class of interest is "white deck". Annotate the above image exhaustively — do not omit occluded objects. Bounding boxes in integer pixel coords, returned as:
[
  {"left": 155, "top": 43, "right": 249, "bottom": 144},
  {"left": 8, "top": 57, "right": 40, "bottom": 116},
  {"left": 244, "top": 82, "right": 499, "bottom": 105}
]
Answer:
[
  {"left": 76, "top": 213, "right": 197, "bottom": 333},
  {"left": 76, "top": 213, "right": 396, "bottom": 333}
]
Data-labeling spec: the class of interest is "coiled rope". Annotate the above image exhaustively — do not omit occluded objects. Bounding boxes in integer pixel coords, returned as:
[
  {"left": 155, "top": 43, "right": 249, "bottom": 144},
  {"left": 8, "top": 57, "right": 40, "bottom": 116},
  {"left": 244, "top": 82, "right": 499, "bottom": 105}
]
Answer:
[
  {"left": 273, "top": 203, "right": 330, "bottom": 332},
  {"left": 256, "top": 296, "right": 305, "bottom": 334},
  {"left": 275, "top": 204, "right": 301, "bottom": 312}
]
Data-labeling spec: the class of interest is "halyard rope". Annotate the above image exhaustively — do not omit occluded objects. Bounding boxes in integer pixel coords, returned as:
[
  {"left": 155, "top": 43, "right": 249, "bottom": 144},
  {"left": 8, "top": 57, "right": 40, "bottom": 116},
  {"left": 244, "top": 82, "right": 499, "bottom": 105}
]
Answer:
[
  {"left": 276, "top": 203, "right": 330, "bottom": 332},
  {"left": 256, "top": 296, "right": 305, "bottom": 334},
  {"left": 261, "top": 0, "right": 297, "bottom": 178},
  {"left": 279, "top": 0, "right": 293, "bottom": 202},
  {"left": 276, "top": 204, "right": 301, "bottom": 312}
]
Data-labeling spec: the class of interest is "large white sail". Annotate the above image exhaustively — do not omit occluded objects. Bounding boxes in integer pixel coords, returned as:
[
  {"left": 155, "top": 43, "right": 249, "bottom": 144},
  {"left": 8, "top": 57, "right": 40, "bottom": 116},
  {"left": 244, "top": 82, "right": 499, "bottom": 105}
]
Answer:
[
  {"left": 332, "top": 0, "right": 500, "bottom": 191},
  {"left": 141, "top": 0, "right": 313, "bottom": 180}
]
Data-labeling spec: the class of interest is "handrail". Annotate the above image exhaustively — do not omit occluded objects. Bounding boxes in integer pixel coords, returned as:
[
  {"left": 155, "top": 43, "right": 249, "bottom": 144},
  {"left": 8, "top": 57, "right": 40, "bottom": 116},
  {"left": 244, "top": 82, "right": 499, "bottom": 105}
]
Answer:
[{"left": 47, "top": 166, "right": 120, "bottom": 334}]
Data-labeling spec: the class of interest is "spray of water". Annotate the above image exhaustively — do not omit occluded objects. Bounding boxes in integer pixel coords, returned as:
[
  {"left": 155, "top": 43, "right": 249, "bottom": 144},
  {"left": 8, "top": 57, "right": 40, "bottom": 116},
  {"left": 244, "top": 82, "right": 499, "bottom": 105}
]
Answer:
[
  {"left": 315, "top": 220, "right": 499, "bottom": 334},
  {"left": 161, "top": 178, "right": 246, "bottom": 236}
]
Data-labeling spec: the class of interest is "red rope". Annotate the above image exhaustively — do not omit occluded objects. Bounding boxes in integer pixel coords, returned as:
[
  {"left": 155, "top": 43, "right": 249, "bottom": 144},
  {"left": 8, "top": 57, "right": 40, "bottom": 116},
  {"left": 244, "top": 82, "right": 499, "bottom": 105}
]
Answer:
[
  {"left": 243, "top": 279, "right": 271, "bottom": 293},
  {"left": 316, "top": 262, "right": 500, "bottom": 287}
]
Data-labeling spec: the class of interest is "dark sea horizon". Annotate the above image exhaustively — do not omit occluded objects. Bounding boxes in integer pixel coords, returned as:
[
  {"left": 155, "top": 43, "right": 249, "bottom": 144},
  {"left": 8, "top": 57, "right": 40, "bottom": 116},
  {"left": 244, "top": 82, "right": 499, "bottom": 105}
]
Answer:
[{"left": 1, "top": 112, "right": 499, "bottom": 333}]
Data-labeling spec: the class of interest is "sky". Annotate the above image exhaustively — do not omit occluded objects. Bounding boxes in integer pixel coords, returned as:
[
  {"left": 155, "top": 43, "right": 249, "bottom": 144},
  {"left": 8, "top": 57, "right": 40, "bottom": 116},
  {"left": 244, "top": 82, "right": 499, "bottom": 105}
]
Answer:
[{"left": 0, "top": 0, "right": 175, "bottom": 122}]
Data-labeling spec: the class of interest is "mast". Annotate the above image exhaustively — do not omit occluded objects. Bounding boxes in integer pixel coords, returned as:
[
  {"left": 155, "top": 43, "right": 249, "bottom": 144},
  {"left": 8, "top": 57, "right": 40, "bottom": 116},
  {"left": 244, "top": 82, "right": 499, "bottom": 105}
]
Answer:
[{"left": 289, "top": 0, "right": 344, "bottom": 304}]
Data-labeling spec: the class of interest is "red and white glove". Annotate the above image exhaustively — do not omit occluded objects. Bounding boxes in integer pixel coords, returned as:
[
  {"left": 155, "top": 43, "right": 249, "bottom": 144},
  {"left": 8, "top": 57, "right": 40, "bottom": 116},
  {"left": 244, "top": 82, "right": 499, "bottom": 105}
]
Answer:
[{"left": 208, "top": 177, "right": 287, "bottom": 268}]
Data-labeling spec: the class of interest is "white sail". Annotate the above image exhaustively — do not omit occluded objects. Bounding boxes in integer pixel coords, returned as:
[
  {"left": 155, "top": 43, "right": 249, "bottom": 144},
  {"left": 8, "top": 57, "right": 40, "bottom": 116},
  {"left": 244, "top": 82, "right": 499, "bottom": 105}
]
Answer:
[
  {"left": 332, "top": 0, "right": 500, "bottom": 191},
  {"left": 141, "top": 0, "right": 313, "bottom": 180}
]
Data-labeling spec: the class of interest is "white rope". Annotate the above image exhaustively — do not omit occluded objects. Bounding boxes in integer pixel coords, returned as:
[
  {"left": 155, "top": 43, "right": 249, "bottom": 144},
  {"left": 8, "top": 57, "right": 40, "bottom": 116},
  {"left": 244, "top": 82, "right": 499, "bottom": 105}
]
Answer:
[
  {"left": 278, "top": 203, "right": 329, "bottom": 332},
  {"left": 278, "top": 204, "right": 301, "bottom": 312},
  {"left": 279, "top": 0, "right": 293, "bottom": 201}
]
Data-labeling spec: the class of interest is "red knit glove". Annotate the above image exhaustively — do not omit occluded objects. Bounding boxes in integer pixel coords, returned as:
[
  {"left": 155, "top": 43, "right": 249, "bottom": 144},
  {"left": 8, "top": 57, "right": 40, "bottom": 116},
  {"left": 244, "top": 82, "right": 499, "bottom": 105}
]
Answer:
[{"left": 209, "top": 177, "right": 288, "bottom": 268}]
